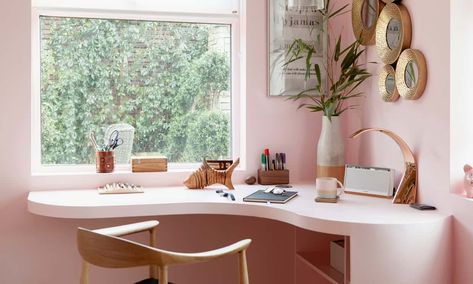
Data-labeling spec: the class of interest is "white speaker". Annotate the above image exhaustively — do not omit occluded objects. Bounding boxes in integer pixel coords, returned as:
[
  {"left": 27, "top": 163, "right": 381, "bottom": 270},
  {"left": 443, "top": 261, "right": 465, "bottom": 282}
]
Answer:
[{"left": 344, "top": 164, "right": 395, "bottom": 197}]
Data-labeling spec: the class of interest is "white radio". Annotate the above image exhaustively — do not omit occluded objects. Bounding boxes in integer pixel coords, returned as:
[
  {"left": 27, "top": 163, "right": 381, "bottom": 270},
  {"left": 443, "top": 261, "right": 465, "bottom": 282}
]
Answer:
[{"left": 344, "top": 164, "right": 395, "bottom": 197}]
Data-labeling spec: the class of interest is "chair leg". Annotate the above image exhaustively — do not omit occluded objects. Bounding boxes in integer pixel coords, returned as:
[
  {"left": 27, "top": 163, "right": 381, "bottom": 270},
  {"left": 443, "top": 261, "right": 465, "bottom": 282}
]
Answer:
[
  {"left": 149, "top": 227, "right": 159, "bottom": 279},
  {"left": 161, "top": 266, "right": 169, "bottom": 284},
  {"left": 80, "top": 261, "right": 89, "bottom": 284},
  {"left": 239, "top": 250, "right": 249, "bottom": 284}
]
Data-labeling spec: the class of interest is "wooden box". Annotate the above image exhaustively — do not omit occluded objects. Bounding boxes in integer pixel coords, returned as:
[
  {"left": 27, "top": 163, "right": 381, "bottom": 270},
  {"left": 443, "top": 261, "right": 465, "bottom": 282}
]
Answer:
[
  {"left": 131, "top": 155, "right": 168, "bottom": 172},
  {"left": 257, "top": 169, "right": 290, "bottom": 185}
]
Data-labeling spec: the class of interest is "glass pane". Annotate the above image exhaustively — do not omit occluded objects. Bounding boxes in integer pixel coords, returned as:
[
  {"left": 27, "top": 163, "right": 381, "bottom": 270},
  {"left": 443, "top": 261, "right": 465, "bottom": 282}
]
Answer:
[{"left": 40, "top": 16, "right": 232, "bottom": 164}]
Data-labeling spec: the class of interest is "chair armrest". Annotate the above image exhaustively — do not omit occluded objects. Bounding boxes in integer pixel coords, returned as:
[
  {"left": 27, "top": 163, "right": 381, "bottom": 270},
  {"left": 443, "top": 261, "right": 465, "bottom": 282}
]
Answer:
[
  {"left": 94, "top": 220, "right": 159, "bottom": 237},
  {"left": 157, "top": 239, "right": 252, "bottom": 265}
]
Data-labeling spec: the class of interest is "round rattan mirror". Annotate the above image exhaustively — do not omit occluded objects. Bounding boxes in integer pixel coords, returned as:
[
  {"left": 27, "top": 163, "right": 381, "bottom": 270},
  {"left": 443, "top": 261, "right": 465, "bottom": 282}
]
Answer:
[
  {"left": 352, "top": 0, "right": 384, "bottom": 45},
  {"left": 396, "top": 49, "right": 427, "bottom": 100},
  {"left": 375, "top": 3, "right": 411, "bottom": 64},
  {"left": 379, "top": 64, "right": 399, "bottom": 102}
]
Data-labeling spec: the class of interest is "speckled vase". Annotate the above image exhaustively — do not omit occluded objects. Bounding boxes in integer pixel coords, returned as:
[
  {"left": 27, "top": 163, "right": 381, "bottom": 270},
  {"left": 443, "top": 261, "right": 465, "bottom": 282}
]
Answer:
[{"left": 316, "top": 116, "right": 345, "bottom": 183}]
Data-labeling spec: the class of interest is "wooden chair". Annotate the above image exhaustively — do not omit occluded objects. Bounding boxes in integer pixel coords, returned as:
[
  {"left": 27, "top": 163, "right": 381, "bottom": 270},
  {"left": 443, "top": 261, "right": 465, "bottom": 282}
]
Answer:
[{"left": 77, "top": 220, "right": 251, "bottom": 284}]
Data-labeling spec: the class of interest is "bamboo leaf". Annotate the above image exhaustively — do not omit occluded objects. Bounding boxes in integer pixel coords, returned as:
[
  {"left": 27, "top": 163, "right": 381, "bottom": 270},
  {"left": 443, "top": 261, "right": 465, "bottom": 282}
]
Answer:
[
  {"left": 314, "top": 64, "right": 321, "bottom": 92},
  {"left": 282, "top": 0, "right": 371, "bottom": 117},
  {"left": 328, "top": 4, "right": 349, "bottom": 19},
  {"left": 334, "top": 35, "right": 341, "bottom": 62},
  {"left": 305, "top": 48, "right": 314, "bottom": 81}
]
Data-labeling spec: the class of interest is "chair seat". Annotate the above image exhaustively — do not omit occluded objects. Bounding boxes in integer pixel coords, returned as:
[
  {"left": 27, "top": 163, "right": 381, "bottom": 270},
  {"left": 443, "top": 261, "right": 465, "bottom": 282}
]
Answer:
[{"left": 135, "top": 278, "right": 175, "bottom": 284}]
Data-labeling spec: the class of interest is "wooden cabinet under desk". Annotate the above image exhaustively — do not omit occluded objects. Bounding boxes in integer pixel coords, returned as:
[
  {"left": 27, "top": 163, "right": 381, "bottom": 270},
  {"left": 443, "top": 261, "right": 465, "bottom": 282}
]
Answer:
[{"left": 27, "top": 184, "right": 451, "bottom": 284}]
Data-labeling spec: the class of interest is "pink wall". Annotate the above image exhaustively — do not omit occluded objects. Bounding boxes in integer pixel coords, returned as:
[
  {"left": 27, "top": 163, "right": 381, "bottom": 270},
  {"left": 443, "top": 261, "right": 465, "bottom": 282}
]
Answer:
[
  {"left": 345, "top": 0, "right": 451, "bottom": 210},
  {"left": 0, "top": 0, "right": 316, "bottom": 283},
  {"left": 344, "top": 0, "right": 471, "bottom": 283},
  {"left": 1, "top": 0, "right": 471, "bottom": 283}
]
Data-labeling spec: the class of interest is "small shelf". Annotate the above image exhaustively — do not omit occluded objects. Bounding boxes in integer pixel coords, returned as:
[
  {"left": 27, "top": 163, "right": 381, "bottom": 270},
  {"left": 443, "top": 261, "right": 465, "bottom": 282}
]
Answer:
[{"left": 296, "top": 251, "right": 344, "bottom": 284}]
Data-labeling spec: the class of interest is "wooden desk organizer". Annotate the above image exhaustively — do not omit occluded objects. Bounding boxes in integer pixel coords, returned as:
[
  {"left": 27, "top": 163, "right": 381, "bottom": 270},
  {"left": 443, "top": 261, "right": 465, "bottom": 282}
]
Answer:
[
  {"left": 131, "top": 155, "right": 168, "bottom": 172},
  {"left": 257, "top": 169, "right": 289, "bottom": 185}
]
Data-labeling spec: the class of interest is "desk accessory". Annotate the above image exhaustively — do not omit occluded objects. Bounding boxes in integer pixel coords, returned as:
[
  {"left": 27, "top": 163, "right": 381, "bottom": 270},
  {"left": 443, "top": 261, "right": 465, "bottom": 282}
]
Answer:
[
  {"left": 344, "top": 164, "right": 394, "bottom": 198},
  {"left": 131, "top": 154, "right": 168, "bottom": 172},
  {"left": 98, "top": 182, "right": 143, "bottom": 194},
  {"left": 264, "top": 149, "right": 270, "bottom": 171},
  {"left": 463, "top": 164, "right": 473, "bottom": 198},
  {"left": 315, "top": 177, "right": 344, "bottom": 199},
  {"left": 90, "top": 130, "right": 125, "bottom": 173},
  {"left": 207, "top": 160, "right": 233, "bottom": 170},
  {"left": 409, "top": 203, "right": 436, "bottom": 211},
  {"left": 96, "top": 151, "right": 114, "bottom": 173},
  {"left": 104, "top": 123, "right": 135, "bottom": 164},
  {"left": 243, "top": 189, "right": 298, "bottom": 204},
  {"left": 243, "top": 190, "right": 297, "bottom": 203},
  {"left": 263, "top": 186, "right": 288, "bottom": 195},
  {"left": 216, "top": 189, "right": 236, "bottom": 201},
  {"left": 244, "top": 176, "right": 256, "bottom": 185},
  {"left": 257, "top": 169, "right": 289, "bottom": 185},
  {"left": 184, "top": 158, "right": 240, "bottom": 190},
  {"left": 257, "top": 149, "right": 289, "bottom": 184},
  {"left": 350, "top": 128, "right": 417, "bottom": 204},
  {"left": 315, "top": 196, "right": 339, "bottom": 203}
]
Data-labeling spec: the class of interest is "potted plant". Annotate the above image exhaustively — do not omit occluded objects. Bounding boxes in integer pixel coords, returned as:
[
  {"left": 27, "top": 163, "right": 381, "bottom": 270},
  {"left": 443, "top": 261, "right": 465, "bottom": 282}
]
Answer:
[{"left": 285, "top": 1, "right": 371, "bottom": 182}]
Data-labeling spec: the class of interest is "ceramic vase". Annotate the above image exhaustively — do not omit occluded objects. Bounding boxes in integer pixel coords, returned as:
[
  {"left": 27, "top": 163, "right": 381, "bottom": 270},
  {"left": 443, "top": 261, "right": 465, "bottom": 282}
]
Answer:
[{"left": 316, "top": 116, "right": 345, "bottom": 182}]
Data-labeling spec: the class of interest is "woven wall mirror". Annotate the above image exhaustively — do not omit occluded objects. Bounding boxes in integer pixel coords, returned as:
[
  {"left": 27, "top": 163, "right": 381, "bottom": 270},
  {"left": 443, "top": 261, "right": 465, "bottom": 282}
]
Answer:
[
  {"left": 396, "top": 49, "right": 427, "bottom": 100},
  {"left": 379, "top": 64, "right": 399, "bottom": 102},
  {"left": 352, "top": 0, "right": 384, "bottom": 45},
  {"left": 376, "top": 3, "right": 411, "bottom": 64}
]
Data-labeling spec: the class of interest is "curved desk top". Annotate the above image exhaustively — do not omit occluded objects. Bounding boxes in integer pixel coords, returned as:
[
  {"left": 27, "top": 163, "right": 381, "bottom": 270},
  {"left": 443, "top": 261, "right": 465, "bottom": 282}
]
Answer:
[{"left": 28, "top": 184, "right": 448, "bottom": 235}]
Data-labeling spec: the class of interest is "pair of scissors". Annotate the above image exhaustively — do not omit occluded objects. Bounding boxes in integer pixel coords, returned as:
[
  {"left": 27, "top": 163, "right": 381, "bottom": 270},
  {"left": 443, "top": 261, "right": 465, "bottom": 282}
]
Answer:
[{"left": 106, "top": 130, "right": 123, "bottom": 151}]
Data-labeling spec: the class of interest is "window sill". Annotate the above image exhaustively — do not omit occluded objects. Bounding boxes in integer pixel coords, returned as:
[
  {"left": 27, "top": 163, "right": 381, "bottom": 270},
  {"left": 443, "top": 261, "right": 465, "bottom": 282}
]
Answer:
[
  {"left": 31, "top": 162, "right": 203, "bottom": 176},
  {"left": 31, "top": 164, "right": 246, "bottom": 177},
  {"left": 30, "top": 163, "right": 246, "bottom": 190},
  {"left": 31, "top": 168, "right": 194, "bottom": 177}
]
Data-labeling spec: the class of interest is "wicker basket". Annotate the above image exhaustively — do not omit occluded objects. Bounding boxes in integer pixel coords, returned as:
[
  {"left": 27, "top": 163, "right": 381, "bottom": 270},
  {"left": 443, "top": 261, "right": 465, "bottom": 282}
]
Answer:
[{"left": 104, "top": 123, "right": 135, "bottom": 164}]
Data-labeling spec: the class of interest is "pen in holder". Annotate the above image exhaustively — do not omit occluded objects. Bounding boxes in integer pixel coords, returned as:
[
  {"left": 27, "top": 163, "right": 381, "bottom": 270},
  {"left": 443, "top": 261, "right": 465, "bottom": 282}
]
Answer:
[
  {"left": 258, "top": 169, "right": 290, "bottom": 185},
  {"left": 96, "top": 151, "right": 114, "bottom": 173}
]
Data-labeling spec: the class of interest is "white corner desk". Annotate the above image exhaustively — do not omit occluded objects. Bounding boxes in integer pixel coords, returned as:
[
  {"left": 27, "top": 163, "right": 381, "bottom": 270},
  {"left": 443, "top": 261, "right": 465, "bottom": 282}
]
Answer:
[{"left": 28, "top": 184, "right": 451, "bottom": 284}]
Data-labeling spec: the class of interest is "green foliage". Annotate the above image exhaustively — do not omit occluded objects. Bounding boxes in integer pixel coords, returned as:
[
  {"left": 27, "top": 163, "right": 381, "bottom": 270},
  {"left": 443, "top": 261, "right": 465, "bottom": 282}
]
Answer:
[
  {"left": 285, "top": 2, "right": 371, "bottom": 121},
  {"left": 184, "top": 111, "right": 230, "bottom": 161},
  {"left": 40, "top": 16, "right": 231, "bottom": 164}
]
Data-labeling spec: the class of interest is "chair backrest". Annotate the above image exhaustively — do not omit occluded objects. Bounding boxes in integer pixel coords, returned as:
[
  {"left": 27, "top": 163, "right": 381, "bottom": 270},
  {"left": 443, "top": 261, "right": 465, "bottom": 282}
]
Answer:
[
  {"left": 77, "top": 228, "right": 164, "bottom": 268},
  {"left": 77, "top": 226, "right": 251, "bottom": 284}
]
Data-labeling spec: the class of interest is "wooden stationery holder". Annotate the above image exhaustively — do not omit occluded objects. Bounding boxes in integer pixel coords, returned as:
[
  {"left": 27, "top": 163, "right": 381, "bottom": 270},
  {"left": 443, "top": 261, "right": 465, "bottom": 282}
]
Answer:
[
  {"left": 96, "top": 151, "right": 114, "bottom": 173},
  {"left": 131, "top": 155, "right": 168, "bottom": 172},
  {"left": 257, "top": 169, "right": 289, "bottom": 185}
]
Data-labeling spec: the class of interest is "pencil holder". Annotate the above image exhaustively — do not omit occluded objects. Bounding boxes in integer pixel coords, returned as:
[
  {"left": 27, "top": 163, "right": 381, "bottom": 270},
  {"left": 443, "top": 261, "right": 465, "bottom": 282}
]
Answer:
[
  {"left": 96, "top": 151, "right": 114, "bottom": 173},
  {"left": 258, "top": 169, "right": 290, "bottom": 185}
]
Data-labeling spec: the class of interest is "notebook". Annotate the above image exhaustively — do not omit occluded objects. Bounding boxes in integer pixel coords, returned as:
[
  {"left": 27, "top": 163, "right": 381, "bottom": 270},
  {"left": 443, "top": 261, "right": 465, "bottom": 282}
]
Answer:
[{"left": 243, "top": 190, "right": 298, "bottom": 204}]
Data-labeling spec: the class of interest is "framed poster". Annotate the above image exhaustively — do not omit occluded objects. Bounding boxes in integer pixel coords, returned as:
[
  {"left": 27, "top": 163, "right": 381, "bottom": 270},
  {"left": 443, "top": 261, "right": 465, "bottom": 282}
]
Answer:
[{"left": 268, "top": 0, "right": 327, "bottom": 96}]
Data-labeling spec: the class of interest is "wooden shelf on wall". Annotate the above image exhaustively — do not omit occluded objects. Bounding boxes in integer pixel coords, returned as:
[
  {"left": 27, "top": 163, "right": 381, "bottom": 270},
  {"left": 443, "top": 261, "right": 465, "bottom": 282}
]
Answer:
[{"left": 296, "top": 251, "right": 344, "bottom": 284}]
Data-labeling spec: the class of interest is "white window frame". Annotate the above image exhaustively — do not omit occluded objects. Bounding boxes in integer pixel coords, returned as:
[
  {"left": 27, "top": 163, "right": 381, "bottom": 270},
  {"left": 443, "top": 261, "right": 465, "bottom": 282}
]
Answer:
[{"left": 31, "top": 7, "right": 242, "bottom": 175}]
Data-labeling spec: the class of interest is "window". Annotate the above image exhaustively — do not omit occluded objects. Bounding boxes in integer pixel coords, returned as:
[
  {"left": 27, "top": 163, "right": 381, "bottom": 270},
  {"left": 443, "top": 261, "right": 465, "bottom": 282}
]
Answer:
[{"left": 32, "top": 1, "right": 241, "bottom": 172}]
